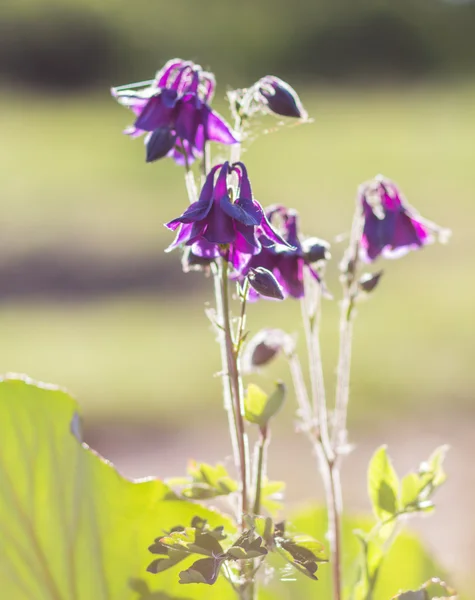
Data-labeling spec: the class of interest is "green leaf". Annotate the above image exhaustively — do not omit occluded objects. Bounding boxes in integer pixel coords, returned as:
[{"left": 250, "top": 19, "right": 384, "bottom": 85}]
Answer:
[
  {"left": 400, "top": 447, "right": 448, "bottom": 513},
  {"left": 0, "top": 376, "right": 235, "bottom": 600},
  {"left": 179, "top": 557, "right": 223, "bottom": 585},
  {"left": 368, "top": 446, "right": 400, "bottom": 520},
  {"left": 227, "top": 530, "right": 268, "bottom": 560},
  {"left": 176, "top": 462, "right": 238, "bottom": 499},
  {"left": 401, "top": 473, "right": 422, "bottom": 508},
  {"left": 244, "top": 382, "right": 286, "bottom": 427},
  {"left": 419, "top": 446, "right": 448, "bottom": 490}
]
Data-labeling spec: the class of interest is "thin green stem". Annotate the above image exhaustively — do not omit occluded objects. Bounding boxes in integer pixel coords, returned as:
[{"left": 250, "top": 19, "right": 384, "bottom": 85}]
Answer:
[
  {"left": 300, "top": 269, "right": 342, "bottom": 600},
  {"left": 252, "top": 426, "right": 268, "bottom": 516},
  {"left": 220, "top": 256, "right": 249, "bottom": 522},
  {"left": 212, "top": 262, "right": 240, "bottom": 485},
  {"left": 331, "top": 207, "right": 363, "bottom": 450},
  {"left": 235, "top": 278, "right": 250, "bottom": 354},
  {"left": 300, "top": 273, "right": 333, "bottom": 461}
]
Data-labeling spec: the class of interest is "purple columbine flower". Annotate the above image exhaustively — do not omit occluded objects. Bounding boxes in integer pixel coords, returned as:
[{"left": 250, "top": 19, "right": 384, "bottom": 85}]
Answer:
[
  {"left": 165, "top": 162, "right": 288, "bottom": 272},
  {"left": 243, "top": 206, "right": 330, "bottom": 300},
  {"left": 359, "top": 175, "right": 450, "bottom": 262},
  {"left": 111, "top": 59, "right": 238, "bottom": 165}
]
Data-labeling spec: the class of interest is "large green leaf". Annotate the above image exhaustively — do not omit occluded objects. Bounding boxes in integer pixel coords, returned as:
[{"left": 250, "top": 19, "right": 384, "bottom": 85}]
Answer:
[{"left": 0, "top": 376, "right": 236, "bottom": 600}]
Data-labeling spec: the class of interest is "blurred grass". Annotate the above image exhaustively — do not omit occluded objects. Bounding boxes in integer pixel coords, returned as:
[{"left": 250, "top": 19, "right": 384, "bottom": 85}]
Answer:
[{"left": 0, "top": 83, "right": 474, "bottom": 424}]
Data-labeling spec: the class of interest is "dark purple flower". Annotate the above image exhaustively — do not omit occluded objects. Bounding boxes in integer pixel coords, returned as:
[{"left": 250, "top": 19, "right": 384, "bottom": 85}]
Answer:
[
  {"left": 256, "top": 76, "right": 308, "bottom": 120},
  {"left": 243, "top": 206, "right": 329, "bottom": 300},
  {"left": 165, "top": 162, "right": 288, "bottom": 272},
  {"left": 359, "top": 175, "right": 450, "bottom": 262},
  {"left": 111, "top": 59, "right": 238, "bottom": 165}
]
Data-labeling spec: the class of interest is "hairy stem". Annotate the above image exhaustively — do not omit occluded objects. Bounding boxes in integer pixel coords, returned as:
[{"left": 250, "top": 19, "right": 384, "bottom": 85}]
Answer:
[
  {"left": 300, "top": 271, "right": 342, "bottom": 600},
  {"left": 212, "top": 262, "right": 240, "bottom": 483},
  {"left": 331, "top": 206, "right": 363, "bottom": 450},
  {"left": 331, "top": 302, "right": 355, "bottom": 450},
  {"left": 220, "top": 257, "right": 250, "bottom": 522},
  {"left": 252, "top": 426, "right": 268, "bottom": 516}
]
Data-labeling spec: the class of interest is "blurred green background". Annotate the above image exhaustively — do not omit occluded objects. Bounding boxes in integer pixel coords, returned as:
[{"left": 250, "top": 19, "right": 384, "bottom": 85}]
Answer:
[{"left": 1, "top": 0, "right": 474, "bottom": 589}]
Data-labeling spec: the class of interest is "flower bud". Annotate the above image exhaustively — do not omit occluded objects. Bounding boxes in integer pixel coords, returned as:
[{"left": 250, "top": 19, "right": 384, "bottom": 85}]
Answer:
[
  {"left": 258, "top": 76, "right": 307, "bottom": 119},
  {"left": 302, "top": 237, "right": 331, "bottom": 264},
  {"left": 247, "top": 267, "right": 284, "bottom": 300},
  {"left": 145, "top": 128, "right": 177, "bottom": 163},
  {"left": 359, "top": 271, "right": 383, "bottom": 293},
  {"left": 242, "top": 328, "right": 294, "bottom": 372}
]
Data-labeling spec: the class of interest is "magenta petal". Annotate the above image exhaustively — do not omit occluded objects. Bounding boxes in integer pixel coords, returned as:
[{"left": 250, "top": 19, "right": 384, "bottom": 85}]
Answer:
[
  {"left": 168, "top": 197, "right": 213, "bottom": 227},
  {"left": 135, "top": 94, "right": 176, "bottom": 132},
  {"left": 156, "top": 59, "right": 189, "bottom": 87},
  {"left": 191, "top": 238, "right": 220, "bottom": 258},
  {"left": 175, "top": 99, "right": 200, "bottom": 143},
  {"left": 390, "top": 211, "right": 427, "bottom": 250},
  {"left": 228, "top": 247, "right": 252, "bottom": 273},
  {"left": 213, "top": 163, "right": 230, "bottom": 201},
  {"left": 260, "top": 213, "right": 293, "bottom": 248},
  {"left": 234, "top": 223, "right": 261, "bottom": 255},
  {"left": 204, "top": 107, "right": 239, "bottom": 144},
  {"left": 165, "top": 223, "right": 194, "bottom": 252}
]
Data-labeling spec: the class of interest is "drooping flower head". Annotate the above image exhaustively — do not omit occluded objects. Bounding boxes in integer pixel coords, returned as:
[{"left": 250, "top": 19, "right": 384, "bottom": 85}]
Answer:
[
  {"left": 359, "top": 175, "right": 450, "bottom": 262},
  {"left": 243, "top": 206, "right": 330, "bottom": 300},
  {"left": 165, "top": 162, "right": 288, "bottom": 272},
  {"left": 111, "top": 59, "right": 238, "bottom": 165}
]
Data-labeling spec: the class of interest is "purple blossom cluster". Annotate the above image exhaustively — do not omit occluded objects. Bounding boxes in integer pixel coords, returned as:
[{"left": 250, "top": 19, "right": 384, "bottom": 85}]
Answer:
[
  {"left": 165, "top": 162, "right": 289, "bottom": 272},
  {"left": 111, "top": 59, "right": 238, "bottom": 165},
  {"left": 112, "top": 59, "right": 448, "bottom": 302}
]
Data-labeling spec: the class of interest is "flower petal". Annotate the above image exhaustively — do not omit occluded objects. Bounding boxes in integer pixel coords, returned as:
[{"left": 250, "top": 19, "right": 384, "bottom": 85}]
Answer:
[
  {"left": 191, "top": 238, "right": 221, "bottom": 259},
  {"left": 221, "top": 196, "right": 261, "bottom": 226},
  {"left": 202, "top": 203, "right": 235, "bottom": 244},
  {"left": 259, "top": 212, "right": 294, "bottom": 248},
  {"left": 203, "top": 107, "right": 239, "bottom": 144},
  {"left": 165, "top": 223, "right": 194, "bottom": 252},
  {"left": 134, "top": 92, "right": 177, "bottom": 132},
  {"left": 145, "top": 128, "right": 177, "bottom": 162},
  {"left": 234, "top": 222, "right": 261, "bottom": 255},
  {"left": 175, "top": 97, "right": 201, "bottom": 143}
]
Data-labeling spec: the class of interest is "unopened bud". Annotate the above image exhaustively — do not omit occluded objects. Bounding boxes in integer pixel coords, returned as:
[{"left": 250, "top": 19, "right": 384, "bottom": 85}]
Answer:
[
  {"left": 242, "top": 328, "right": 294, "bottom": 372},
  {"left": 302, "top": 237, "right": 331, "bottom": 264},
  {"left": 359, "top": 271, "right": 383, "bottom": 293},
  {"left": 247, "top": 267, "right": 284, "bottom": 300},
  {"left": 258, "top": 76, "right": 307, "bottom": 120},
  {"left": 146, "top": 127, "right": 176, "bottom": 163}
]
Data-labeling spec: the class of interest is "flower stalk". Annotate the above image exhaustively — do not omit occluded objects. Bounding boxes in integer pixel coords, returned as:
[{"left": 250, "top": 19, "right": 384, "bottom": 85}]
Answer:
[
  {"left": 252, "top": 425, "right": 269, "bottom": 516},
  {"left": 300, "top": 269, "right": 342, "bottom": 600},
  {"left": 332, "top": 207, "right": 364, "bottom": 451}
]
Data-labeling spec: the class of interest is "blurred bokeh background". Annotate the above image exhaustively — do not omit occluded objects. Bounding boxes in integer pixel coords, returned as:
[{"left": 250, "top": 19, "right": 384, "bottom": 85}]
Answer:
[{"left": 1, "top": 0, "right": 474, "bottom": 589}]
